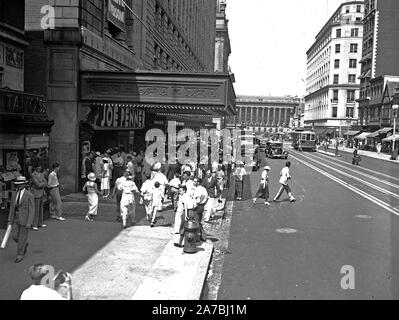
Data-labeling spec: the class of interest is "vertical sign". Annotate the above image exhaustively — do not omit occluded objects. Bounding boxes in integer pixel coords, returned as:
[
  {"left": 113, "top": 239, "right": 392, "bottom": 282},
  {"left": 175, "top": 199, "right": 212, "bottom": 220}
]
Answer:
[{"left": 108, "top": 0, "right": 126, "bottom": 31}]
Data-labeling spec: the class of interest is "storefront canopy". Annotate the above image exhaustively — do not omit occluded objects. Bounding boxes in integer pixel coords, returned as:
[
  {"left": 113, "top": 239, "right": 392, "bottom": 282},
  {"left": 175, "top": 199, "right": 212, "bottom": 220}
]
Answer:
[
  {"left": 368, "top": 127, "right": 392, "bottom": 138},
  {"left": 344, "top": 130, "right": 360, "bottom": 136},
  {"left": 354, "top": 132, "right": 371, "bottom": 140},
  {"left": 80, "top": 70, "right": 236, "bottom": 117},
  {"left": 382, "top": 135, "right": 399, "bottom": 142}
]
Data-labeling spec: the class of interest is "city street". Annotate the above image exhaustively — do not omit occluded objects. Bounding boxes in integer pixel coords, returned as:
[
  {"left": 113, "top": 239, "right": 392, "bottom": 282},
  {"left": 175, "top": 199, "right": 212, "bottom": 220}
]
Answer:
[{"left": 217, "top": 146, "right": 399, "bottom": 299}]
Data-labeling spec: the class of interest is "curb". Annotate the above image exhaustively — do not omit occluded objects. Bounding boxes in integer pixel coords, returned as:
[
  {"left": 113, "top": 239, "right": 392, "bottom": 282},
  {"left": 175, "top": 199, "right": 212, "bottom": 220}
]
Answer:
[
  {"left": 131, "top": 239, "right": 214, "bottom": 300},
  {"left": 316, "top": 149, "right": 399, "bottom": 164}
]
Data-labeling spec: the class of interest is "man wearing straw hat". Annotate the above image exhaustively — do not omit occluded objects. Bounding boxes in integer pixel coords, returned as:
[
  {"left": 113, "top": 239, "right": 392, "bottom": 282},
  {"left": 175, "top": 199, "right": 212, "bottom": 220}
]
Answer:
[{"left": 7, "top": 176, "right": 35, "bottom": 263}]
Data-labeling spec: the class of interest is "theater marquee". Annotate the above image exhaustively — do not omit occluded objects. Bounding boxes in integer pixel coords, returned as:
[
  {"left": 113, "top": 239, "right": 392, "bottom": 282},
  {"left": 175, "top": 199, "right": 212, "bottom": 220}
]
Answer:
[{"left": 87, "top": 104, "right": 145, "bottom": 130}]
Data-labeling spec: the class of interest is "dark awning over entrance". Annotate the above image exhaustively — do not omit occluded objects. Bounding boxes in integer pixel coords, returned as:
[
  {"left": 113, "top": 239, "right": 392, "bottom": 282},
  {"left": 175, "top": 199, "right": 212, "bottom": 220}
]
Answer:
[{"left": 80, "top": 70, "right": 236, "bottom": 117}]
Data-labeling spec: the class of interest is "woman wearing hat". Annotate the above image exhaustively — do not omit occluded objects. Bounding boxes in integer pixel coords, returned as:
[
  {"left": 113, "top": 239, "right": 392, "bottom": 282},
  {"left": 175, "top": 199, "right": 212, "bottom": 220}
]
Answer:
[
  {"left": 253, "top": 166, "right": 271, "bottom": 205},
  {"left": 82, "top": 173, "right": 102, "bottom": 221}
]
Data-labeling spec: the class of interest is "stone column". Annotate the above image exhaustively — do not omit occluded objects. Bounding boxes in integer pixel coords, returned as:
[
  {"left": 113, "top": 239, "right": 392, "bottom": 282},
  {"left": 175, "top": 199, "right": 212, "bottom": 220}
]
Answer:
[
  {"left": 262, "top": 108, "right": 265, "bottom": 126},
  {"left": 273, "top": 108, "right": 276, "bottom": 127},
  {"left": 267, "top": 108, "right": 271, "bottom": 126}
]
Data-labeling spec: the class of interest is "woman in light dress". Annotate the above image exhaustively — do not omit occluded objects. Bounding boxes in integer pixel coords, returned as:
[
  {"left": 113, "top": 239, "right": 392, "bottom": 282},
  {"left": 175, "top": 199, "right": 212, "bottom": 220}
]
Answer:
[
  {"left": 82, "top": 173, "right": 102, "bottom": 221},
  {"left": 101, "top": 158, "right": 111, "bottom": 197}
]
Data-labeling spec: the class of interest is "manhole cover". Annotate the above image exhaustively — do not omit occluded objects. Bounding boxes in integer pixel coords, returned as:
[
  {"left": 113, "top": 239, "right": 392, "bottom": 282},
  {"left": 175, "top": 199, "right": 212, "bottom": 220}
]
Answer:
[
  {"left": 355, "top": 215, "right": 372, "bottom": 219},
  {"left": 276, "top": 228, "right": 297, "bottom": 234}
]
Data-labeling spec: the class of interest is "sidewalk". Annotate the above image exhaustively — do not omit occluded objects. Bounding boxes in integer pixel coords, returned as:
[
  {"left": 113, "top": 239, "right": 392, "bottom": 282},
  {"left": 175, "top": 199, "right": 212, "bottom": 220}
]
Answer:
[
  {"left": 0, "top": 193, "right": 217, "bottom": 300},
  {"left": 316, "top": 146, "right": 399, "bottom": 164}
]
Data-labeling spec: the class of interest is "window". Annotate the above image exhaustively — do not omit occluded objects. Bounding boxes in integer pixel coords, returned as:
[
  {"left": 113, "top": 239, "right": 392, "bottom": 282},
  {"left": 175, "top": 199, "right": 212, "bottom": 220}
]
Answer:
[
  {"left": 357, "top": 5, "right": 361, "bottom": 12},
  {"left": 349, "top": 59, "right": 357, "bottom": 68},
  {"left": 346, "top": 6, "right": 350, "bottom": 13},
  {"left": 346, "top": 107, "right": 354, "bottom": 118},
  {"left": 351, "top": 28, "right": 359, "bottom": 37},
  {"left": 332, "top": 107, "right": 338, "bottom": 118},
  {"left": 334, "top": 59, "right": 340, "bottom": 68},
  {"left": 348, "top": 74, "right": 356, "bottom": 83},
  {"left": 333, "top": 90, "right": 339, "bottom": 102},
  {"left": 334, "top": 74, "right": 339, "bottom": 84},
  {"left": 336, "top": 29, "right": 341, "bottom": 38},
  {"left": 335, "top": 44, "right": 341, "bottom": 53},
  {"left": 350, "top": 44, "right": 358, "bottom": 53},
  {"left": 347, "top": 90, "right": 356, "bottom": 102}
]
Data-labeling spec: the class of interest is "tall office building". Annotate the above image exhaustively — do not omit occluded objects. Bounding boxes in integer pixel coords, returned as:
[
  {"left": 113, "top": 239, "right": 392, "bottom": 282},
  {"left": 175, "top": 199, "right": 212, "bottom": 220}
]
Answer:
[{"left": 305, "top": 1, "right": 364, "bottom": 137}]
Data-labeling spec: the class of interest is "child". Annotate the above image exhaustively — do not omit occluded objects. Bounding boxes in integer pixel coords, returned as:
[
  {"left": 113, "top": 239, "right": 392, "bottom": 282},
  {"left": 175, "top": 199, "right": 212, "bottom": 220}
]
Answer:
[
  {"left": 253, "top": 166, "right": 271, "bottom": 205},
  {"left": 82, "top": 173, "right": 102, "bottom": 221},
  {"left": 169, "top": 173, "right": 181, "bottom": 212},
  {"left": 150, "top": 181, "right": 163, "bottom": 227}
]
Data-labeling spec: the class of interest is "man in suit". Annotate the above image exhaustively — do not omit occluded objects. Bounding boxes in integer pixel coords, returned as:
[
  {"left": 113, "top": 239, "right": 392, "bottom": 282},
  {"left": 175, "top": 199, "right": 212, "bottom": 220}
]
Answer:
[
  {"left": 8, "top": 176, "right": 35, "bottom": 263},
  {"left": 30, "top": 164, "right": 48, "bottom": 231}
]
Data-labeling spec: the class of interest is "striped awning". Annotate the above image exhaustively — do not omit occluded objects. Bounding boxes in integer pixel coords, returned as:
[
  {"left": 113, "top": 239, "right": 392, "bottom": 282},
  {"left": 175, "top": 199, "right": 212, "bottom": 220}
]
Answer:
[
  {"left": 368, "top": 127, "right": 392, "bottom": 138},
  {"left": 343, "top": 130, "right": 360, "bottom": 136},
  {"left": 382, "top": 135, "right": 399, "bottom": 142}
]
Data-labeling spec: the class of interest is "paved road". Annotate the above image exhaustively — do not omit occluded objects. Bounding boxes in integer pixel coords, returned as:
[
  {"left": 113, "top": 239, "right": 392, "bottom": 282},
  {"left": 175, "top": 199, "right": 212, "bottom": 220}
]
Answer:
[{"left": 217, "top": 148, "right": 399, "bottom": 299}]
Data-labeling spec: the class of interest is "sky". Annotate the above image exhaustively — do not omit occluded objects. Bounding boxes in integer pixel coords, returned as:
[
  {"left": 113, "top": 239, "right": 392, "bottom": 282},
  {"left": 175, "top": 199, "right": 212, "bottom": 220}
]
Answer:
[{"left": 226, "top": 0, "right": 352, "bottom": 97}]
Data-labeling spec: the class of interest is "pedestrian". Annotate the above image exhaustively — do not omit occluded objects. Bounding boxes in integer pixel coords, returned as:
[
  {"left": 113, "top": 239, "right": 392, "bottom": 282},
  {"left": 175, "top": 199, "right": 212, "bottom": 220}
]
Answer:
[
  {"left": 169, "top": 172, "right": 181, "bottom": 212},
  {"left": 352, "top": 147, "right": 361, "bottom": 165},
  {"left": 273, "top": 161, "right": 296, "bottom": 202},
  {"left": 120, "top": 174, "right": 139, "bottom": 228},
  {"left": 150, "top": 181, "right": 164, "bottom": 227},
  {"left": 82, "top": 173, "right": 102, "bottom": 221},
  {"left": 233, "top": 161, "right": 246, "bottom": 201},
  {"left": 48, "top": 163, "right": 65, "bottom": 221},
  {"left": 140, "top": 173, "right": 154, "bottom": 222},
  {"left": 203, "top": 170, "right": 218, "bottom": 222},
  {"left": 20, "top": 264, "right": 69, "bottom": 300},
  {"left": 253, "top": 166, "right": 271, "bottom": 205},
  {"left": 7, "top": 176, "right": 35, "bottom": 263},
  {"left": 193, "top": 177, "right": 208, "bottom": 241},
  {"left": 81, "top": 151, "right": 93, "bottom": 188},
  {"left": 126, "top": 155, "right": 134, "bottom": 175},
  {"left": 112, "top": 150, "right": 125, "bottom": 187},
  {"left": 173, "top": 185, "right": 186, "bottom": 234},
  {"left": 30, "top": 164, "right": 48, "bottom": 230},
  {"left": 111, "top": 170, "right": 129, "bottom": 221},
  {"left": 101, "top": 157, "right": 111, "bottom": 198},
  {"left": 173, "top": 185, "right": 197, "bottom": 248},
  {"left": 376, "top": 142, "right": 382, "bottom": 155},
  {"left": 152, "top": 162, "right": 168, "bottom": 200},
  {"left": 216, "top": 164, "right": 225, "bottom": 204},
  {"left": 93, "top": 151, "right": 103, "bottom": 188}
]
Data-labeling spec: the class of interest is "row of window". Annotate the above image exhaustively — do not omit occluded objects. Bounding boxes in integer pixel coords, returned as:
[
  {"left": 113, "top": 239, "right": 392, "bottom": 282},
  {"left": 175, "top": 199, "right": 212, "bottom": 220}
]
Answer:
[
  {"left": 332, "top": 89, "right": 356, "bottom": 103},
  {"left": 334, "top": 59, "right": 358, "bottom": 69},
  {"left": 336, "top": 28, "right": 359, "bottom": 38},
  {"left": 333, "top": 74, "right": 358, "bottom": 84},
  {"left": 335, "top": 43, "right": 358, "bottom": 53},
  {"left": 344, "top": 5, "right": 363, "bottom": 14}
]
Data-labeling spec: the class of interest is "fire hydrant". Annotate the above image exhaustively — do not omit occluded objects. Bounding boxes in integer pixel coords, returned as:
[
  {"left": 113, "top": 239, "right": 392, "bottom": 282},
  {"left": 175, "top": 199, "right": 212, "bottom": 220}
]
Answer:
[{"left": 183, "top": 219, "right": 199, "bottom": 254}]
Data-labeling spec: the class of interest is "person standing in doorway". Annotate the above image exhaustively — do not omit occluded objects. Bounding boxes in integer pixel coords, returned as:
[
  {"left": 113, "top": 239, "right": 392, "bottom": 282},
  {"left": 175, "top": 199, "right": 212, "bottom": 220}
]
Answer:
[
  {"left": 82, "top": 173, "right": 102, "bottom": 221},
  {"left": 48, "top": 163, "right": 65, "bottom": 221},
  {"left": 7, "top": 176, "right": 35, "bottom": 263},
  {"left": 273, "top": 161, "right": 296, "bottom": 202},
  {"left": 253, "top": 166, "right": 271, "bottom": 205},
  {"left": 30, "top": 164, "right": 47, "bottom": 230}
]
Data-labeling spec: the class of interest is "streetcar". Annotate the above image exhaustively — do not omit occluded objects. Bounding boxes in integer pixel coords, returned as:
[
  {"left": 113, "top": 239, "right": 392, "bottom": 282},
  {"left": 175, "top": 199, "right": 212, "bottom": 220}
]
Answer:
[{"left": 291, "top": 130, "right": 316, "bottom": 151}]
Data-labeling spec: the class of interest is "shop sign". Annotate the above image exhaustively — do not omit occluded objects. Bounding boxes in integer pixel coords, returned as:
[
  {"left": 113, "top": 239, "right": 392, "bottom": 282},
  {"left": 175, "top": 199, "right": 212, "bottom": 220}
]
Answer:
[
  {"left": 0, "top": 89, "right": 47, "bottom": 117},
  {"left": 89, "top": 105, "right": 145, "bottom": 130},
  {"left": 108, "top": 0, "right": 126, "bottom": 31}
]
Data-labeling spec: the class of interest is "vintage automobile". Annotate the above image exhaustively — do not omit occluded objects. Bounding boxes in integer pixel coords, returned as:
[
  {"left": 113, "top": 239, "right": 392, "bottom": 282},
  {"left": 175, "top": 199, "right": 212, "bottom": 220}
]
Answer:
[{"left": 265, "top": 141, "right": 289, "bottom": 159}]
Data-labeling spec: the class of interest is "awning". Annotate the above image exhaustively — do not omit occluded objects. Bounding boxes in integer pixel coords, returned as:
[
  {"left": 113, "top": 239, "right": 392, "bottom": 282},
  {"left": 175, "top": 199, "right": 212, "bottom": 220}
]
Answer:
[
  {"left": 354, "top": 132, "right": 371, "bottom": 140},
  {"left": 325, "top": 128, "right": 336, "bottom": 136},
  {"left": 359, "top": 53, "right": 372, "bottom": 63},
  {"left": 368, "top": 127, "right": 392, "bottom": 138},
  {"left": 313, "top": 128, "right": 326, "bottom": 135},
  {"left": 382, "top": 135, "right": 399, "bottom": 142},
  {"left": 358, "top": 70, "right": 371, "bottom": 79},
  {"left": 344, "top": 130, "right": 360, "bottom": 136}
]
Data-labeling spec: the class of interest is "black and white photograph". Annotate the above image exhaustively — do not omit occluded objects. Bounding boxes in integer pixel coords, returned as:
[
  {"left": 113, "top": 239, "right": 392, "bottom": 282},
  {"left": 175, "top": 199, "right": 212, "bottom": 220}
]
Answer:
[{"left": 1, "top": 0, "right": 399, "bottom": 306}]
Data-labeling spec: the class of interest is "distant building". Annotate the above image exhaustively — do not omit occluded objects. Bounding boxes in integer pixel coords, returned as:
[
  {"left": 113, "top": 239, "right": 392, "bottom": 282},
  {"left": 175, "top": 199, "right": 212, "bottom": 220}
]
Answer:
[
  {"left": 227, "top": 95, "right": 299, "bottom": 134},
  {"left": 304, "top": 1, "right": 364, "bottom": 138},
  {"left": 357, "top": 0, "right": 399, "bottom": 133}
]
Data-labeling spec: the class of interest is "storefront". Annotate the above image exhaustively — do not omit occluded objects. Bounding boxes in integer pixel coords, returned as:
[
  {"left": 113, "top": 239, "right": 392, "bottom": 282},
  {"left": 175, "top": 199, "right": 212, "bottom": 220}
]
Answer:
[{"left": 0, "top": 88, "right": 53, "bottom": 228}]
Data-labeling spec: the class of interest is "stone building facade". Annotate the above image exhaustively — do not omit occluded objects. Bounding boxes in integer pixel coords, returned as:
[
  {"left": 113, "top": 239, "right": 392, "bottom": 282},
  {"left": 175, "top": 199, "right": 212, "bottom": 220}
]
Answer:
[{"left": 22, "top": 0, "right": 235, "bottom": 193}]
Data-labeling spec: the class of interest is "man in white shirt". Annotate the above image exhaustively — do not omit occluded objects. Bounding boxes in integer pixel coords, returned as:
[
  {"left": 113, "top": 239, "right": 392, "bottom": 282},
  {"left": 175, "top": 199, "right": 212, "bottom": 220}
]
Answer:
[
  {"left": 181, "top": 171, "right": 195, "bottom": 197},
  {"left": 111, "top": 170, "right": 129, "bottom": 220},
  {"left": 193, "top": 177, "right": 208, "bottom": 242},
  {"left": 20, "top": 264, "right": 68, "bottom": 300},
  {"left": 273, "top": 161, "right": 296, "bottom": 202},
  {"left": 47, "top": 163, "right": 65, "bottom": 221}
]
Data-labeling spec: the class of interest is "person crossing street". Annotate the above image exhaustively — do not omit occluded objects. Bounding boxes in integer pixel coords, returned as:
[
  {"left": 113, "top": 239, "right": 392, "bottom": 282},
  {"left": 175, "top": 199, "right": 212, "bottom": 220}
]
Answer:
[
  {"left": 273, "top": 161, "right": 296, "bottom": 202},
  {"left": 253, "top": 166, "right": 271, "bottom": 205}
]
